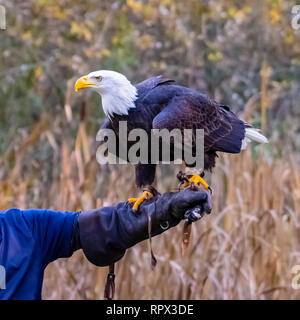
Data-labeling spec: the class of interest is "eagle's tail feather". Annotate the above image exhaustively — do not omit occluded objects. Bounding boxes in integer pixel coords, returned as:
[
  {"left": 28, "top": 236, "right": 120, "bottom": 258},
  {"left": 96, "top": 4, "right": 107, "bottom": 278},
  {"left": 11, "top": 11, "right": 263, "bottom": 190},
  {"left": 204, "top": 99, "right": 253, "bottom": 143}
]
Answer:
[{"left": 241, "top": 128, "right": 269, "bottom": 150}]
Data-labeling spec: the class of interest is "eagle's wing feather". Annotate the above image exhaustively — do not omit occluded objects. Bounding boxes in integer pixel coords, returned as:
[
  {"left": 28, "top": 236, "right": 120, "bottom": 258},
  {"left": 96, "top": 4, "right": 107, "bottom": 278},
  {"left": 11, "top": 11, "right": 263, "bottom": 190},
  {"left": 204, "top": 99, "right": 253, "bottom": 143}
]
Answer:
[{"left": 152, "top": 95, "right": 246, "bottom": 158}]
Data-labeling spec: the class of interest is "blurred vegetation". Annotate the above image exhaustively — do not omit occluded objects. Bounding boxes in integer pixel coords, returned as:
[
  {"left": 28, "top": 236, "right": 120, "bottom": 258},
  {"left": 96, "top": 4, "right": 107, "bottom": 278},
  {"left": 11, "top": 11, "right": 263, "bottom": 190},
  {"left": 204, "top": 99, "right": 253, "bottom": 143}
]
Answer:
[{"left": 0, "top": 0, "right": 300, "bottom": 299}]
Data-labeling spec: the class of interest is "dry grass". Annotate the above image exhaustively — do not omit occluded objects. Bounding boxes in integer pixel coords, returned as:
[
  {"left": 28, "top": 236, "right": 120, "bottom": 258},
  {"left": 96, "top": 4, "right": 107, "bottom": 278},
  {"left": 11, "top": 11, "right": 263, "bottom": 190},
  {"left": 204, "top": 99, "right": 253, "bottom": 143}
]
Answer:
[{"left": 0, "top": 117, "right": 299, "bottom": 300}]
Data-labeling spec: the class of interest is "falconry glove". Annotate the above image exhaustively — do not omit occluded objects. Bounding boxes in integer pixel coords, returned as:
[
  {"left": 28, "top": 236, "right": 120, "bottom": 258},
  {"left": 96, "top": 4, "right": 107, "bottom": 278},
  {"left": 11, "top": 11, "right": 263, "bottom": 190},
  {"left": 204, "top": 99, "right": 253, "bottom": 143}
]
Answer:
[{"left": 78, "top": 188, "right": 212, "bottom": 267}]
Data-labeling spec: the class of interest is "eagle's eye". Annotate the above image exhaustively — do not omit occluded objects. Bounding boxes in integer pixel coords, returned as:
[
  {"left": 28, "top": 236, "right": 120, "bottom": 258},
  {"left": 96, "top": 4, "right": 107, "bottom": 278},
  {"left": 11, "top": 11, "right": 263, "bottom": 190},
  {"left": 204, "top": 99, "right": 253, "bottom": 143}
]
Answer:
[{"left": 94, "top": 76, "right": 102, "bottom": 81}]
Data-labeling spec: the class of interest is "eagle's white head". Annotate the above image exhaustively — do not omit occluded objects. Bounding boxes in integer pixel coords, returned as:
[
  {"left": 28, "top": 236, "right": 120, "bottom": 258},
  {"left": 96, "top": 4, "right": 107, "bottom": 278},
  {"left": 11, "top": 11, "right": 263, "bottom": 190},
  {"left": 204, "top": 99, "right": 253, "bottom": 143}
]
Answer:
[{"left": 74, "top": 70, "right": 138, "bottom": 117}]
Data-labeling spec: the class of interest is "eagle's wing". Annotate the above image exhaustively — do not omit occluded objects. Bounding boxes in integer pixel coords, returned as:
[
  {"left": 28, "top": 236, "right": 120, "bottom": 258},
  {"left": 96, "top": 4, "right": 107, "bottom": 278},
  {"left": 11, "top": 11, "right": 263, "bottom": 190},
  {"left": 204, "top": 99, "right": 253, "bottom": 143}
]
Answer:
[{"left": 152, "top": 95, "right": 246, "bottom": 155}]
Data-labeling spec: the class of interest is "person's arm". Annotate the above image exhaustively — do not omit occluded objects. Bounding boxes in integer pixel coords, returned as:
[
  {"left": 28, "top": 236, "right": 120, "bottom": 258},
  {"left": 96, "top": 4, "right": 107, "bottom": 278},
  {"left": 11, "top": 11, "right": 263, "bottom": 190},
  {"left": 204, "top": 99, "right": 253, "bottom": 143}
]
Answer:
[
  {"left": 13, "top": 188, "right": 211, "bottom": 269},
  {"left": 78, "top": 188, "right": 212, "bottom": 267}
]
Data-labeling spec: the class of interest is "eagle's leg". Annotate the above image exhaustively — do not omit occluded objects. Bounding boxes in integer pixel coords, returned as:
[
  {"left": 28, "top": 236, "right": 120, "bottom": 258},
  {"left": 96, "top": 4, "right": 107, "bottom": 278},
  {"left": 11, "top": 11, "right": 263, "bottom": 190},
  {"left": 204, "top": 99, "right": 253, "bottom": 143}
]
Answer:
[{"left": 128, "top": 186, "right": 159, "bottom": 212}]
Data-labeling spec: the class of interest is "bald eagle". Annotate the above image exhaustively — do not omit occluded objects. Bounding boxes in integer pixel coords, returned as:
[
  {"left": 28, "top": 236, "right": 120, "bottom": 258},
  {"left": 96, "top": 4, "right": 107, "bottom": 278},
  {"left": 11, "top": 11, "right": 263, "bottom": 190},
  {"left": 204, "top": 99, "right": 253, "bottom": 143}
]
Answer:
[{"left": 75, "top": 70, "right": 268, "bottom": 210}]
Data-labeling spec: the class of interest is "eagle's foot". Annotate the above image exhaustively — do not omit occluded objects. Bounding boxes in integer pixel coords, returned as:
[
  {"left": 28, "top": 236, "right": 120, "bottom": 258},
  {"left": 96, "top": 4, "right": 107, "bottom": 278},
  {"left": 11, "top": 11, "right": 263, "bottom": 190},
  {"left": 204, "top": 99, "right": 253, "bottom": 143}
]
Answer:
[
  {"left": 188, "top": 174, "right": 211, "bottom": 191},
  {"left": 177, "top": 171, "right": 212, "bottom": 193},
  {"left": 128, "top": 191, "right": 153, "bottom": 211}
]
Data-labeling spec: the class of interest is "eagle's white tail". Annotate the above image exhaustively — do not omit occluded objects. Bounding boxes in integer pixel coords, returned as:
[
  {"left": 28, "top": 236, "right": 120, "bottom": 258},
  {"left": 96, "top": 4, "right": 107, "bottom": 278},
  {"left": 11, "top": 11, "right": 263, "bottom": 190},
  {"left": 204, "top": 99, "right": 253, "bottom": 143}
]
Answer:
[{"left": 241, "top": 128, "right": 269, "bottom": 150}]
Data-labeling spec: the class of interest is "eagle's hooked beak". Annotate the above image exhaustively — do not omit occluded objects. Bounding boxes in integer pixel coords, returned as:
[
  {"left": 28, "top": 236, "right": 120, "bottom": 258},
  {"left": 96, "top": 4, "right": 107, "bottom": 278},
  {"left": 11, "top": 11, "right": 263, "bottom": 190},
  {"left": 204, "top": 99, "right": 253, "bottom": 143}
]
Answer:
[{"left": 74, "top": 75, "right": 98, "bottom": 92}]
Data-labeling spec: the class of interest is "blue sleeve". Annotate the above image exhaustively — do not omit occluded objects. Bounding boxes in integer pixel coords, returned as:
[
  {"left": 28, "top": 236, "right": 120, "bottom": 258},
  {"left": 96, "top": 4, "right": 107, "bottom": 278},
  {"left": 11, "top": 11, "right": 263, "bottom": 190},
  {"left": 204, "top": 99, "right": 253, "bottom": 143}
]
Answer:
[
  {"left": 20, "top": 209, "right": 78, "bottom": 267},
  {"left": 0, "top": 208, "right": 79, "bottom": 299}
]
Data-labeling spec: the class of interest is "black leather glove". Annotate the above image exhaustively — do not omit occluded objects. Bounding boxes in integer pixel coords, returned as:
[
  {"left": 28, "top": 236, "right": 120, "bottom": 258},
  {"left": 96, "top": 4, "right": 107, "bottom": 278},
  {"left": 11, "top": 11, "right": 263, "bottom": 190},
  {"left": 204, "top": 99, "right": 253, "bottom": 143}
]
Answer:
[{"left": 78, "top": 188, "right": 212, "bottom": 267}]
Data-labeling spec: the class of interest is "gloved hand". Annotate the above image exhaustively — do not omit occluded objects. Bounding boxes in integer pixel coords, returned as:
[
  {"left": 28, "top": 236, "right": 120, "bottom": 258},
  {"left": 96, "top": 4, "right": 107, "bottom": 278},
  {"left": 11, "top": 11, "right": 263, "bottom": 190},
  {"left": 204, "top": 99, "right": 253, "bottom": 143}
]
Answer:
[{"left": 78, "top": 188, "right": 212, "bottom": 267}]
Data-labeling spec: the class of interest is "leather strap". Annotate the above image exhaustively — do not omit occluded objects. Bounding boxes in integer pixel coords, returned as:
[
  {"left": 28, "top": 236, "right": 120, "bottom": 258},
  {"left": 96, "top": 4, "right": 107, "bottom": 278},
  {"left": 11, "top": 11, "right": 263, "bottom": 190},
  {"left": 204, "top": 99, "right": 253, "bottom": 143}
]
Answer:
[{"left": 104, "top": 263, "right": 115, "bottom": 300}]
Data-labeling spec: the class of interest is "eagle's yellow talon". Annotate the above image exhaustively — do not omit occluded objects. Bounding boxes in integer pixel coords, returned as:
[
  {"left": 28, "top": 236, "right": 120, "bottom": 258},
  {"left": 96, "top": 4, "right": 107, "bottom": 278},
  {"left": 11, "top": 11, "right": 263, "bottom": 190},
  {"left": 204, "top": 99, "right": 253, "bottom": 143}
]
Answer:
[
  {"left": 128, "top": 191, "right": 153, "bottom": 212},
  {"left": 184, "top": 174, "right": 210, "bottom": 190},
  {"left": 128, "top": 198, "right": 138, "bottom": 204}
]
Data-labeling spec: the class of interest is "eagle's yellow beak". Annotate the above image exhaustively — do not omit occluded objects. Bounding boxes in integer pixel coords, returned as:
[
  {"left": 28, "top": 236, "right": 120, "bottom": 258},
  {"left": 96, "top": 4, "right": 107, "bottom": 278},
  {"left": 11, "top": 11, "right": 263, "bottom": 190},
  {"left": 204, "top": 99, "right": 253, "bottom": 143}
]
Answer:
[{"left": 74, "top": 75, "right": 97, "bottom": 92}]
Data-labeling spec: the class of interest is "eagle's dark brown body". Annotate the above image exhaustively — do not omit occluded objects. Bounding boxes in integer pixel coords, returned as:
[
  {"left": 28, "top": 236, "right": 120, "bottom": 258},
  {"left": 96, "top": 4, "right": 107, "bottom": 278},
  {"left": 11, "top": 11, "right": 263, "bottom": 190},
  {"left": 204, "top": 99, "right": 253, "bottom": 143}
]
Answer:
[{"left": 102, "top": 76, "right": 246, "bottom": 188}]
